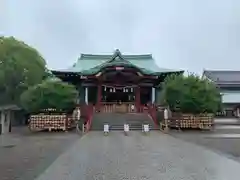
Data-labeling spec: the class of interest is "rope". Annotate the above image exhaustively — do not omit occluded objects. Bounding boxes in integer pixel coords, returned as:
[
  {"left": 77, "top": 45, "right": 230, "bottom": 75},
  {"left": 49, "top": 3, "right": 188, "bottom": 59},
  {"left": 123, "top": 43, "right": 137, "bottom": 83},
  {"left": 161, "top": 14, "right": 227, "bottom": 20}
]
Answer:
[{"left": 103, "top": 84, "right": 136, "bottom": 89}]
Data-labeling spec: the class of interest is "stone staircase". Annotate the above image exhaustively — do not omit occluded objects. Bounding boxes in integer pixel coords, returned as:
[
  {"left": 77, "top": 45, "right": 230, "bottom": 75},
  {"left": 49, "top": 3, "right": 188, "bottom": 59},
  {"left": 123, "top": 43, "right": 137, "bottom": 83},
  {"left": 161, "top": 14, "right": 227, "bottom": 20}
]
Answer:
[
  {"left": 212, "top": 118, "right": 240, "bottom": 137},
  {"left": 91, "top": 113, "right": 157, "bottom": 131}
]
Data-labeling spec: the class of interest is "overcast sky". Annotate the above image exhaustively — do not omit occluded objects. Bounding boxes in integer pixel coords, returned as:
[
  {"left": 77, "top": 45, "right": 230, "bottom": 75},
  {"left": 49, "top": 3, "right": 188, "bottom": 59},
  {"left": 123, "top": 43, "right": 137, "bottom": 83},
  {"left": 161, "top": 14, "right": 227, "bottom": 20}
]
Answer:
[{"left": 1, "top": 0, "right": 240, "bottom": 74}]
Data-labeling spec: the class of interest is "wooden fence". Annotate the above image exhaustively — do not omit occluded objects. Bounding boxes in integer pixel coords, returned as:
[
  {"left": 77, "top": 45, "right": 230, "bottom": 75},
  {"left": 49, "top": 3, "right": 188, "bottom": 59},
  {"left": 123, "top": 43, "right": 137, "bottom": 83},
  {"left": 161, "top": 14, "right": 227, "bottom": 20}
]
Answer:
[
  {"left": 29, "top": 114, "right": 75, "bottom": 132},
  {"left": 160, "top": 113, "right": 214, "bottom": 131}
]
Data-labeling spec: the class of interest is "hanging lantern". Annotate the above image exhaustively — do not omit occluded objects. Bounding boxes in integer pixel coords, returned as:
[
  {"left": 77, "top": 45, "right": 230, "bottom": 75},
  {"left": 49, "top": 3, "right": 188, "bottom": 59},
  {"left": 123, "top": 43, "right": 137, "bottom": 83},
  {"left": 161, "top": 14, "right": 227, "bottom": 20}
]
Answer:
[
  {"left": 104, "top": 86, "right": 106, "bottom": 91},
  {"left": 123, "top": 88, "right": 125, "bottom": 92},
  {"left": 131, "top": 88, "right": 133, "bottom": 92},
  {"left": 113, "top": 88, "right": 116, "bottom": 92},
  {"left": 110, "top": 88, "right": 112, "bottom": 92},
  {"left": 126, "top": 88, "right": 128, "bottom": 92}
]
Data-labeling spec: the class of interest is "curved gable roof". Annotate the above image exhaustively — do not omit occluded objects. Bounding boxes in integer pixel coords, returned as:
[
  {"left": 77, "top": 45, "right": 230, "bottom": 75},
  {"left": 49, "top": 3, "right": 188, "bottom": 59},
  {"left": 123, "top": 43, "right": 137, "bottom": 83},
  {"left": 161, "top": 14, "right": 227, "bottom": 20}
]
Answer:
[{"left": 53, "top": 49, "right": 183, "bottom": 75}]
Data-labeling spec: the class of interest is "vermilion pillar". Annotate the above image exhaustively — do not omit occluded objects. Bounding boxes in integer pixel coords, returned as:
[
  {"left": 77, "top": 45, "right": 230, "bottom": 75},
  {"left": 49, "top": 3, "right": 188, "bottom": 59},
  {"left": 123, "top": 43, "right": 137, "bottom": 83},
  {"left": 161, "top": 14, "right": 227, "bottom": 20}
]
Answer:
[
  {"left": 135, "top": 86, "right": 140, "bottom": 112},
  {"left": 97, "top": 83, "right": 102, "bottom": 112}
]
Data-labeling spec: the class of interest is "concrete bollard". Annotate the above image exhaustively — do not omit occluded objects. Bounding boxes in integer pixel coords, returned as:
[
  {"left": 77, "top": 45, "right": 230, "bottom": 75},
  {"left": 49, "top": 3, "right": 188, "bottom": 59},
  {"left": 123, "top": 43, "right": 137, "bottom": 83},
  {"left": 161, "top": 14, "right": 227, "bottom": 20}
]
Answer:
[
  {"left": 104, "top": 124, "right": 109, "bottom": 136},
  {"left": 124, "top": 124, "right": 129, "bottom": 136},
  {"left": 143, "top": 124, "right": 150, "bottom": 135}
]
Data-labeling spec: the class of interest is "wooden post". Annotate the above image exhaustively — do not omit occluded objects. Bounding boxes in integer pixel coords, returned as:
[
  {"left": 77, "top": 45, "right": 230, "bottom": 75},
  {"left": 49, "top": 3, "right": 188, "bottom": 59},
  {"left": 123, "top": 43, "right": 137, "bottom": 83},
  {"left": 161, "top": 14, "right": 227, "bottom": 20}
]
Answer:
[
  {"left": 6, "top": 110, "right": 11, "bottom": 133},
  {"left": 82, "top": 123, "right": 85, "bottom": 133},
  {"left": 97, "top": 83, "right": 102, "bottom": 112},
  {"left": 85, "top": 87, "right": 88, "bottom": 105},
  {"left": 1, "top": 110, "right": 6, "bottom": 134},
  {"left": 0, "top": 110, "right": 4, "bottom": 134},
  {"left": 164, "top": 108, "right": 169, "bottom": 132},
  {"left": 135, "top": 86, "right": 140, "bottom": 112},
  {"left": 151, "top": 87, "right": 155, "bottom": 104}
]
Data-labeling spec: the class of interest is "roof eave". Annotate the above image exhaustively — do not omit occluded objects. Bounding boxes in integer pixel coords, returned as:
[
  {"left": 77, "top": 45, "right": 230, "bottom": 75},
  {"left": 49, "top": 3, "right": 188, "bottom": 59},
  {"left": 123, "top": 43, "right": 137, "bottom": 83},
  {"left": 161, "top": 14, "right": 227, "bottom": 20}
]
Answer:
[
  {"left": 51, "top": 70, "right": 80, "bottom": 75},
  {"left": 154, "top": 70, "right": 184, "bottom": 75},
  {"left": 80, "top": 69, "right": 184, "bottom": 77},
  {"left": 0, "top": 104, "right": 21, "bottom": 111}
]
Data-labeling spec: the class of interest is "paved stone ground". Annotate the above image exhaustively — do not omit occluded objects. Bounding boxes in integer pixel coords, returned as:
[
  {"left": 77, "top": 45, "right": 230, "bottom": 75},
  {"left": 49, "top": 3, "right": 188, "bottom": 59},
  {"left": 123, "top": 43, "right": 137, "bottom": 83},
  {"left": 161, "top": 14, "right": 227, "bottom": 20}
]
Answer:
[
  {"left": 170, "top": 118, "right": 240, "bottom": 162},
  {"left": 36, "top": 131, "right": 240, "bottom": 180},
  {"left": 0, "top": 127, "right": 79, "bottom": 180},
  {"left": 170, "top": 130, "right": 240, "bottom": 162}
]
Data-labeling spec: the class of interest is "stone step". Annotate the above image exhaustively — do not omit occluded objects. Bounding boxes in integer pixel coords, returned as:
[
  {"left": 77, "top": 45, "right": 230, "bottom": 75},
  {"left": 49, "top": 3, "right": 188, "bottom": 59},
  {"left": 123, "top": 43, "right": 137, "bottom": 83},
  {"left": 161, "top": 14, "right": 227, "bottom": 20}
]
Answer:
[
  {"left": 91, "top": 113, "right": 157, "bottom": 131},
  {"left": 203, "top": 134, "right": 240, "bottom": 138},
  {"left": 110, "top": 124, "right": 156, "bottom": 131},
  {"left": 214, "top": 118, "right": 240, "bottom": 125},
  {"left": 214, "top": 125, "right": 240, "bottom": 130},
  {"left": 92, "top": 124, "right": 157, "bottom": 131},
  {"left": 212, "top": 124, "right": 240, "bottom": 134}
]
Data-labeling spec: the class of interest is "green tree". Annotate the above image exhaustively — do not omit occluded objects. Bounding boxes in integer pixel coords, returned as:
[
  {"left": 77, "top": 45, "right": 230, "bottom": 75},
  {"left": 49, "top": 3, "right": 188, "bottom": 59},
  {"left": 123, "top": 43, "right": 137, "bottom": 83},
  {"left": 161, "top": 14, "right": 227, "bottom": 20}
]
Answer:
[
  {"left": 161, "top": 74, "right": 222, "bottom": 114},
  {"left": 20, "top": 79, "right": 78, "bottom": 113},
  {"left": 0, "top": 36, "right": 46, "bottom": 105}
]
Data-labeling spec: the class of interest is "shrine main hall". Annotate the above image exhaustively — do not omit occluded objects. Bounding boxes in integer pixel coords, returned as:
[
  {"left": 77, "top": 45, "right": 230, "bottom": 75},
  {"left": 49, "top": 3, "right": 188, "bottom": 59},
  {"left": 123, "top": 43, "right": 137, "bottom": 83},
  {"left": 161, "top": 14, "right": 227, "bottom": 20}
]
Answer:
[{"left": 52, "top": 49, "right": 183, "bottom": 112}]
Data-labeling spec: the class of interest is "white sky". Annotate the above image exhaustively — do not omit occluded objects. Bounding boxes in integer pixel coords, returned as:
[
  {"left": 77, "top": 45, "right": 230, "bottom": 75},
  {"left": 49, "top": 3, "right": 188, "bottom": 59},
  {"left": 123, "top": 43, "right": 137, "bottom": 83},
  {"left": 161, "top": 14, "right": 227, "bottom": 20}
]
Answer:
[{"left": 1, "top": 0, "right": 240, "bottom": 74}]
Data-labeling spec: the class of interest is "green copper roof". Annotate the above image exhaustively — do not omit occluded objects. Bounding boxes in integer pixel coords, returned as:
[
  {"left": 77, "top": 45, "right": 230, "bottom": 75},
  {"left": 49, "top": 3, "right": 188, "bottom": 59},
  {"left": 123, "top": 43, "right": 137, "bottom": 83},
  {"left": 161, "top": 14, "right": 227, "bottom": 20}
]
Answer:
[{"left": 56, "top": 49, "right": 183, "bottom": 75}]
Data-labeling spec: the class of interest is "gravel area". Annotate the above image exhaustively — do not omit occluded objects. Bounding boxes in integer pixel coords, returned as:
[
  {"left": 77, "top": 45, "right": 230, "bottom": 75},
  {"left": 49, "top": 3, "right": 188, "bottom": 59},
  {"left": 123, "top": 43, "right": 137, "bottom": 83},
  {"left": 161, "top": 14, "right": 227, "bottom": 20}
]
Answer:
[
  {"left": 0, "top": 127, "right": 79, "bottom": 180},
  {"left": 36, "top": 131, "right": 240, "bottom": 180}
]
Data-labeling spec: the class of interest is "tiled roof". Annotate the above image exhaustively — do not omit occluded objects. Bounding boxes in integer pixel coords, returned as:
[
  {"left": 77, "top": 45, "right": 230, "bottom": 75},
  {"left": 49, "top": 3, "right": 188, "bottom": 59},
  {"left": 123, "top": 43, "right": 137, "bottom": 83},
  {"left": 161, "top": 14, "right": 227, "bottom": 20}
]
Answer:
[
  {"left": 0, "top": 104, "right": 21, "bottom": 111},
  {"left": 53, "top": 49, "right": 183, "bottom": 75},
  {"left": 203, "top": 70, "right": 240, "bottom": 84}
]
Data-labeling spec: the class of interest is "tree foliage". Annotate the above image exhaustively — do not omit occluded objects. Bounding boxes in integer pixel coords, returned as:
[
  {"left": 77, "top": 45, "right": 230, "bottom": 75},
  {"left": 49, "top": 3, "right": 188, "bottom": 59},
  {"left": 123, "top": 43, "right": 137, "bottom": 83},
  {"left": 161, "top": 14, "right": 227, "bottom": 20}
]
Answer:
[
  {"left": 20, "top": 79, "right": 78, "bottom": 113},
  {"left": 161, "top": 74, "right": 222, "bottom": 114},
  {"left": 0, "top": 36, "right": 46, "bottom": 105}
]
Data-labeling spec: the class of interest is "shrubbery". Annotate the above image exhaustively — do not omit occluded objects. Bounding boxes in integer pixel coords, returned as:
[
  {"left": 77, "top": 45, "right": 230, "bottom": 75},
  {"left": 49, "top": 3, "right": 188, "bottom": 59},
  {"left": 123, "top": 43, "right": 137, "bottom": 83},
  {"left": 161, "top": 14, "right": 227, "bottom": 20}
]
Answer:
[
  {"left": 161, "top": 74, "right": 222, "bottom": 114},
  {"left": 20, "top": 79, "right": 78, "bottom": 113}
]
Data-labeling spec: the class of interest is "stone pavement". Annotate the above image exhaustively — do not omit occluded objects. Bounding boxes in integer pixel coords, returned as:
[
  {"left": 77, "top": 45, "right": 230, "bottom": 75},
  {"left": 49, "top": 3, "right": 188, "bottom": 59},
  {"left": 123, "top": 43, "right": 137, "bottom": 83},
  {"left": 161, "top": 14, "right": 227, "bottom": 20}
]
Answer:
[
  {"left": 169, "top": 118, "right": 240, "bottom": 163},
  {"left": 0, "top": 129, "right": 79, "bottom": 180},
  {"left": 36, "top": 131, "right": 240, "bottom": 180}
]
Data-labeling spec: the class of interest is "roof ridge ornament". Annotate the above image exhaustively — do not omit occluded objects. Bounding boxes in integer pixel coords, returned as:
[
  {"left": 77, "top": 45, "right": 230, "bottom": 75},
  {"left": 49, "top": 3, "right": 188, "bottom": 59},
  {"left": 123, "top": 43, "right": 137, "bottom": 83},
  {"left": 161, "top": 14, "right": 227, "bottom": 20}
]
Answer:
[
  {"left": 115, "top": 49, "right": 121, "bottom": 54},
  {"left": 108, "top": 49, "right": 124, "bottom": 63},
  {"left": 113, "top": 49, "right": 122, "bottom": 58}
]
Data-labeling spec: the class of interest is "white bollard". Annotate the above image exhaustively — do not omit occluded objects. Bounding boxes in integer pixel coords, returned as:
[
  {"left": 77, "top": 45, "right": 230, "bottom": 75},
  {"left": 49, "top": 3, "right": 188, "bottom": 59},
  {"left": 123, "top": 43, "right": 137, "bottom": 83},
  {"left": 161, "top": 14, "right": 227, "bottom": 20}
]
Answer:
[
  {"left": 143, "top": 124, "right": 150, "bottom": 135},
  {"left": 124, "top": 124, "right": 129, "bottom": 135},
  {"left": 104, "top": 124, "right": 109, "bottom": 135}
]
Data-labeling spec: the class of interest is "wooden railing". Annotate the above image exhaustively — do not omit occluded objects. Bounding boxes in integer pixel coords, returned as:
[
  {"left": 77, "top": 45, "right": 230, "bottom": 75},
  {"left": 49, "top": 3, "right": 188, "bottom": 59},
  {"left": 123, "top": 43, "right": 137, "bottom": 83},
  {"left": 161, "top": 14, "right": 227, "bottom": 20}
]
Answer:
[
  {"left": 139, "top": 105, "right": 149, "bottom": 113},
  {"left": 146, "top": 104, "right": 158, "bottom": 127},
  {"left": 99, "top": 102, "right": 136, "bottom": 113},
  {"left": 94, "top": 102, "right": 159, "bottom": 128}
]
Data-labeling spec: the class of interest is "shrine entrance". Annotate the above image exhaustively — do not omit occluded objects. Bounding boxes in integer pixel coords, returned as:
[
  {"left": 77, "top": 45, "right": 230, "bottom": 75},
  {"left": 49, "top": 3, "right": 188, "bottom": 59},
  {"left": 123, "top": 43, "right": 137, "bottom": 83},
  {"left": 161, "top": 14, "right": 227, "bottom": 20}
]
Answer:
[
  {"left": 102, "top": 86, "right": 135, "bottom": 103},
  {"left": 94, "top": 65, "right": 155, "bottom": 113},
  {"left": 100, "top": 85, "right": 137, "bottom": 113}
]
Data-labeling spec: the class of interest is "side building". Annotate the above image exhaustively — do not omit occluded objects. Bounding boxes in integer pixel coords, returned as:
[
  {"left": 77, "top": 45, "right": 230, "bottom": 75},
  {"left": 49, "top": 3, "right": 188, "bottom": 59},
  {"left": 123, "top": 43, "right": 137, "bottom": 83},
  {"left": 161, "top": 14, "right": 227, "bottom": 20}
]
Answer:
[
  {"left": 202, "top": 70, "right": 240, "bottom": 117},
  {"left": 51, "top": 49, "right": 183, "bottom": 112}
]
